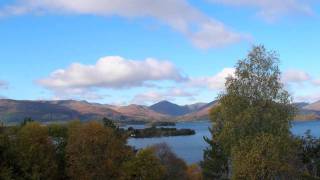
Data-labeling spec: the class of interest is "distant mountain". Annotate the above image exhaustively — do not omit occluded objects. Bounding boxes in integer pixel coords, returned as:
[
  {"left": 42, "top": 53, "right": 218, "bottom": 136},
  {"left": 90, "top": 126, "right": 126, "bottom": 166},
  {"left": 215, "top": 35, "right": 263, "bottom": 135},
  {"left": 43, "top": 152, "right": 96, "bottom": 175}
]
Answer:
[
  {"left": 294, "top": 102, "right": 309, "bottom": 109},
  {"left": 303, "top": 101, "right": 320, "bottom": 111},
  {"left": 0, "top": 99, "right": 218, "bottom": 124},
  {"left": 2, "top": 98, "right": 315, "bottom": 124},
  {"left": 185, "top": 103, "right": 207, "bottom": 111},
  {"left": 149, "top": 100, "right": 213, "bottom": 117},
  {"left": 177, "top": 100, "right": 218, "bottom": 121},
  {"left": 109, "top": 104, "right": 169, "bottom": 121},
  {"left": 0, "top": 99, "right": 130, "bottom": 124},
  {"left": 149, "top": 101, "right": 190, "bottom": 116}
]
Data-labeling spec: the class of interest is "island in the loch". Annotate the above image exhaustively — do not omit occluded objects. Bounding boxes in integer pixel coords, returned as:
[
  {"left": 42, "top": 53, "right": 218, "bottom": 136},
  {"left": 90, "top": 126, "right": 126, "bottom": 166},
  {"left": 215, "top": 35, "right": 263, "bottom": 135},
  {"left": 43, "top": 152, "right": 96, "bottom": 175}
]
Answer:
[
  {"left": 106, "top": 118, "right": 196, "bottom": 138},
  {"left": 126, "top": 126, "right": 195, "bottom": 138}
]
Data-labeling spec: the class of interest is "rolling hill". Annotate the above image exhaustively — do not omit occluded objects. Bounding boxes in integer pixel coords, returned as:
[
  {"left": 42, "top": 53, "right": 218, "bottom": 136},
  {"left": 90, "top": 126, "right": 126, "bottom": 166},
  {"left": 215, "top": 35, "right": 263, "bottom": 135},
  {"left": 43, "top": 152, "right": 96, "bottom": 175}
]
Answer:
[
  {"left": 0, "top": 99, "right": 129, "bottom": 124},
  {"left": 150, "top": 100, "right": 191, "bottom": 116},
  {"left": 0, "top": 98, "right": 317, "bottom": 124}
]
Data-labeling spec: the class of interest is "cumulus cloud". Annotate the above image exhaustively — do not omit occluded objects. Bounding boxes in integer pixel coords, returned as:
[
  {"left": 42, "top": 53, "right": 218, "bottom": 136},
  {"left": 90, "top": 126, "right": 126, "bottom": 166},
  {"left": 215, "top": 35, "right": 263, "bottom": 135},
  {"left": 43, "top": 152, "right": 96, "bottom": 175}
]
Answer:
[
  {"left": 188, "top": 68, "right": 235, "bottom": 90},
  {"left": 38, "top": 56, "right": 185, "bottom": 99},
  {"left": 131, "top": 88, "right": 194, "bottom": 105},
  {"left": 38, "top": 56, "right": 184, "bottom": 89},
  {"left": 209, "top": 0, "right": 314, "bottom": 21},
  {"left": 0, "top": 0, "right": 245, "bottom": 49},
  {"left": 281, "top": 69, "right": 320, "bottom": 88},
  {"left": 282, "top": 69, "right": 311, "bottom": 84}
]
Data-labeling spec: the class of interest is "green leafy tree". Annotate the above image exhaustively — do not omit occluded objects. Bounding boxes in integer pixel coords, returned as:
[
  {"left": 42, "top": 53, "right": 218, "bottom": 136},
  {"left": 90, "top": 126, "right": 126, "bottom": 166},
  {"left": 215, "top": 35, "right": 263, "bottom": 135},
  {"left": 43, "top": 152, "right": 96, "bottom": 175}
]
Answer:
[
  {"left": 48, "top": 124, "right": 69, "bottom": 179},
  {"left": 201, "top": 128, "right": 228, "bottom": 179},
  {"left": 15, "top": 122, "right": 58, "bottom": 180},
  {"left": 0, "top": 132, "right": 16, "bottom": 180},
  {"left": 231, "top": 133, "right": 300, "bottom": 179},
  {"left": 299, "top": 130, "right": 320, "bottom": 178},
  {"left": 202, "top": 45, "right": 299, "bottom": 179},
  {"left": 66, "top": 121, "right": 132, "bottom": 180},
  {"left": 102, "top": 117, "right": 118, "bottom": 129},
  {"left": 20, "top": 117, "right": 34, "bottom": 127},
  {"left": 124, "top": 148, "right": 166, "bottom": 180}
]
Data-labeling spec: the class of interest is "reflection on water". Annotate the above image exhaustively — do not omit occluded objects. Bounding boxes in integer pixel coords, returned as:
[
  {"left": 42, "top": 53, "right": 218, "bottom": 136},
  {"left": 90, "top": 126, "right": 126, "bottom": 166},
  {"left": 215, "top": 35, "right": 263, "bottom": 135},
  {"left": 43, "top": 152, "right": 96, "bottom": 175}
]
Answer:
[{"left": 127, "top": 120, "right": 320, "bottom": 164}]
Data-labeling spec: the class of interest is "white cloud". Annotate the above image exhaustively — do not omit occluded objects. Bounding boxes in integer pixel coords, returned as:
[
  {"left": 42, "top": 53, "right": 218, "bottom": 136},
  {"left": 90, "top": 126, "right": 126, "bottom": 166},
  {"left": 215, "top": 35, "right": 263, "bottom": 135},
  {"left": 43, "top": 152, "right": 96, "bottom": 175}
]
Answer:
[
  {"left": 188, "top": 68, "right": 235, "bottom": 90},
  {"left": 295, "top": 93, "right": 320, "bottom": 103},
  {"left": 0, "top": 80, "right": 9, "bottom": 90},
  {"left": 38, "top": 56, "right": 185, "bottom": 99},
  {"left": 38, "top": 56, "right": 184, "bottom": 89},
  {"left": 131, "top": 88, "right": 194, "bottom": 105},
  {"left": 209, "top": 0, "right": 314, "bottom": 21},
  {"left": 282, "top": 69, "right": 311, "bottom": 84},
  {"left": 51, "top": 88, "right": 108, "bottom": 101},
  {"left": 0, "top": 0, "right": 245, "bottom": 49}
]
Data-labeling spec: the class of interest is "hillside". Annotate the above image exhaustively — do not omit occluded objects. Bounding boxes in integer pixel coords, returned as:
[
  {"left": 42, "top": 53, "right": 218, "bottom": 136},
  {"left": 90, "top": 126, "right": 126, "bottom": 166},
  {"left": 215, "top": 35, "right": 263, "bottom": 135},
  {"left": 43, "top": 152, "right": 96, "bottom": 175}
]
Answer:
[
  {"left": 0, "top": 99, "right": 129, "bottom": 124},
  {"left": 0, "top": 99, "right": 317, "bottom": 124},
  {"left": 295, "top": 101, "right": 320, "bottom": 120},
  {"left": 149, "top": 100, "right": 190, "bottom": 116},
  {"left": 109, "top": 104, "right": 169, "bottom": 121},
  {"left": 176, "top": 101, "right": 218, "bottom": 121}
]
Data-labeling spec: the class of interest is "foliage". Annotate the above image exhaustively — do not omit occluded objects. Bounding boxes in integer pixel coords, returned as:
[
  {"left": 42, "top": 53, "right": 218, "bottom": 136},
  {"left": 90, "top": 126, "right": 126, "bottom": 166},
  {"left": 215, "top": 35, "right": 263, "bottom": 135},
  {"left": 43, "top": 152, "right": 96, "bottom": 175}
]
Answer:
[
  {"left": 202, "top": 45, "right": 298, "bottom": 179},
  {"left": 129, "top": 127, "right": 195, "bottom": 138},
  {"left": 149, "top": 122, "right": 176, "bottom": 127},
  {"left": 201, "top": 129, "right": 228, "bottom": 180},
  {"left": 0, "top": 132, "right": 15, "bottom": 180},
  {"left": 20, "top": 117, "right": 34, "bottom": 127},
  {"left": 48, "top": 124, "right": 69, "bottom": 179},
  {"left": 186, "top": 164, "right": 203, "bottom": 180},
  {"left": 0, "top": 119, "right": 191, "bottom": 180},
  {"left": 152, "top": 143, "right": 188, "bottom": 180},
  {"left": 48, "top": 123, "right": 68, "bottom": 138},
  {"left": 123, "top": 147, "right": 166, "bottom": 180},
  {"left": 231, "top": 133, "right": 300, "bottom": 180},
  {"left": 102, "top": 117, "right": 118, "bottom": 129},
  {"left": 66, "top": 121, "right": 132, "bottom": 180},
  {"left": 298, "top": 130, "right": 320, "bottom": 178},
  {"left": 15, "top": 122, "right": 59, "bottom": 179}
]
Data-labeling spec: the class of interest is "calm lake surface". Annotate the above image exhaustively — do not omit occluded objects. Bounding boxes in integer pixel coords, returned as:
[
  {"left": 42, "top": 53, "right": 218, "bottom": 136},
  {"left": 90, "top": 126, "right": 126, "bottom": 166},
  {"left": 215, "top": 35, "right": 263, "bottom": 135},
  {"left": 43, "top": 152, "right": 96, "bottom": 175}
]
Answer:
[{"left": 127, "top": 120, "right": 320, "bottom": 164}]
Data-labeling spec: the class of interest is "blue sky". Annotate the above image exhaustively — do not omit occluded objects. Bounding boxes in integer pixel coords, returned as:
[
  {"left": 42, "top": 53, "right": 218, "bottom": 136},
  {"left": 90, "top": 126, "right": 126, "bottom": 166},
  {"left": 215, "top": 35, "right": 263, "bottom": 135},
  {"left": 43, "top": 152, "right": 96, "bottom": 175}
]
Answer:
[{"left": 0, "top": 0, "right": 319, "bottom": 105}]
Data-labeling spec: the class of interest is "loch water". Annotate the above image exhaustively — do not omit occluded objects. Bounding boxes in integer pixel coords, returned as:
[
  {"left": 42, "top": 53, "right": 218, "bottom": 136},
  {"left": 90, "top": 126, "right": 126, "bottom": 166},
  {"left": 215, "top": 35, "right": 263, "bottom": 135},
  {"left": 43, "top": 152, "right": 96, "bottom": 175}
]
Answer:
[{"left": 127, "top": 120, "right": 320, "bottom": 164}]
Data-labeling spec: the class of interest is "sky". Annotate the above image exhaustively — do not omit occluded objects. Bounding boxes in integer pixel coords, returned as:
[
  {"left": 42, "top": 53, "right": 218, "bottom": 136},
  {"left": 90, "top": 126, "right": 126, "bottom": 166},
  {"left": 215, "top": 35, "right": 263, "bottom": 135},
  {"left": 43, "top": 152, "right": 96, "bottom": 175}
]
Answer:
[{"left": 0, "top": 0, "right": 319, "bottom": 105}]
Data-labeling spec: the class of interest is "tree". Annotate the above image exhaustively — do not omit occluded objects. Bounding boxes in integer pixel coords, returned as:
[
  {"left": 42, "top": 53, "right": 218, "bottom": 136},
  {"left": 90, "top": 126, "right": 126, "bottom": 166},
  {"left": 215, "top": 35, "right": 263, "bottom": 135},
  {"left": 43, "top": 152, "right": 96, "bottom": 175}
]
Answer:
[
  {"left": 151, "top": 143, "right": 188, "bottom": 180},
  {"left": 298, "top": 130, "right": 320, "bottom": 178},
  {"left": 123, "top": 148, "right": 166, "bottom": 180},
  {"left": 0, "top": 132, "right": 15, "bottom": 180},
  {"left": 48, "top": 124, "right": 69, "bottom": 179},
  {"left": 231, "top": 133, "right": 300, "bottom": 179},
  {"left": 202, "top": 45, "right": 299, "bottom": 179},
  {"left": 15, "top": 122, "right": 58, "bottom": 180},
  {"left": 186, "top": 164, "right": 203, "bottom": 180},
  {"left": 201, "top": 128, "right": 228, "bottom": 179},
  {"left": 20, "top": 117, "right": 34, "bottom": 127},
  {"left": 66, "top": 121, "right": 132, "bottom": 180},
  {"left": 102, "top": 117, "right": 118, "bottom": 129}
]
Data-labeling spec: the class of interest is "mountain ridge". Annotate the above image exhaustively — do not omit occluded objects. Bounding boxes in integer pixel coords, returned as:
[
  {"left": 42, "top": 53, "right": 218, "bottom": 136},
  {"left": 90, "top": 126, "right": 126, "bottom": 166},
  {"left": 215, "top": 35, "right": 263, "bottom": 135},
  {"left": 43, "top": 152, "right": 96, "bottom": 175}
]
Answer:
[{"left": 0, "top": 99, "right": 318, "bottom": 124}]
